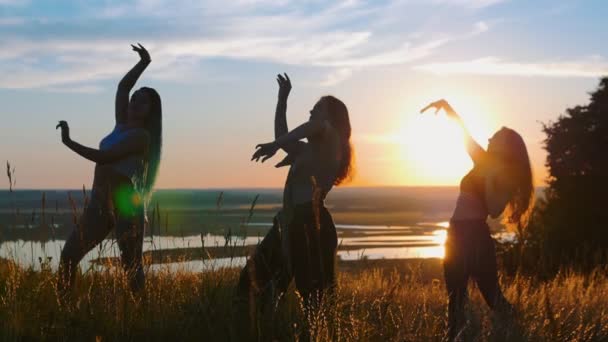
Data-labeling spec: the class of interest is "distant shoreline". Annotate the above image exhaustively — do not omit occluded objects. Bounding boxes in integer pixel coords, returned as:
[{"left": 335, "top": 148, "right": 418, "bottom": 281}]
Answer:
[{"left": 0, "top": 185, "right": 466, "bottom": 191}]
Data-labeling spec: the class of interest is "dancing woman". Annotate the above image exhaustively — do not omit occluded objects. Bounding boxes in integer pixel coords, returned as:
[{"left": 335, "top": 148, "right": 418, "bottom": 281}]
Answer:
[
  {"left": 236, "top": 73, "right": 354, "bottom": 322},
  {"left": 421, "top": 99, "right": 533, "bottom": 340},
  {"left": 56, "top": 44, "right": 162, "bottom": 292}
]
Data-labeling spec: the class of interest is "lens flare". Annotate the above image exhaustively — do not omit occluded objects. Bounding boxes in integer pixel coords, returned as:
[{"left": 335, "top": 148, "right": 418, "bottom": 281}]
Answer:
[{"left": 113, "top": 184, "right": 142, "bottom": 217}]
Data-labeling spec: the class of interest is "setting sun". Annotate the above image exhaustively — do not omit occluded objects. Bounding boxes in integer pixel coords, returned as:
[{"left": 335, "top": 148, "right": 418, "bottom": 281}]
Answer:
[{"left": 398, "top": 94, "right": 497, "bottom": 185}]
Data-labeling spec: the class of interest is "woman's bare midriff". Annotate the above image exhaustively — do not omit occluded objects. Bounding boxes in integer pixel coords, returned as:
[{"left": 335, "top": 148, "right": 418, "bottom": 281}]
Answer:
[{"left": 91, "top": 164, "right": 134, "bottom": 204}]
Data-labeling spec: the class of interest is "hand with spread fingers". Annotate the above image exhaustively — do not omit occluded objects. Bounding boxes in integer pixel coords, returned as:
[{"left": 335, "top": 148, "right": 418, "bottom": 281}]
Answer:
[
  {"left": 131, "top": 43, "right": 151, "bottom": 63},
  {"left": 56, "top": 120, "right": 70, "bottom": 144},
  {"left": 277, "top": 73, "right": 292, "bottom": 100},
  {"left": 251, "top": 142, "right": 279, "bottom": 163}
]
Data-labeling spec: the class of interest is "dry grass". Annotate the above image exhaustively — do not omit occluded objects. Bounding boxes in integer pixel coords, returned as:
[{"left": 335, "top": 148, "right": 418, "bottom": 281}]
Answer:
[
  {"left": 2, "top": 167, "right": 607, "bottom": 341},
  {"left": 0, "top": 258, "right": 607, "bottom": 341}
]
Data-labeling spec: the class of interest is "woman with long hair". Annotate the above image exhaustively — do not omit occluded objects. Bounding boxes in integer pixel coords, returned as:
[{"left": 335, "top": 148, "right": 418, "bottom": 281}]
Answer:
[
  {"left": 235, "top": 73, "right": 353, "bottom": 333},
  {"left": 56, "top": 44, "right": 162, "bottom": 293},
  {"left": 421, "top": 99, "right": 533, "bottom": 340}
]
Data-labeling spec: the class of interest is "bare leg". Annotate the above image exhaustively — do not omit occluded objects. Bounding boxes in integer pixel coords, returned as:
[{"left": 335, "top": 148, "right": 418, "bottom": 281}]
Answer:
[
  {"left": 116, "top": 207, "right": 145, "bottom": 292},
  {"left": 59, "top": 191, "right": 114, "bottom": 294},
  {"left": 474, "top": 236, "right": 517, "bottom": 340},
  {"left": 444, "top": 233, "right": 470, "bottom": 342},
  {"left": 475, "top": 237, "right": 510, "bottom": 310}
]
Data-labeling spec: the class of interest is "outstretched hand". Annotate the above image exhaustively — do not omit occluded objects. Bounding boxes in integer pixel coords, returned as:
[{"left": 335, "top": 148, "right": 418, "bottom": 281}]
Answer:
[
  {"left": 251, "top": 142, "right": 279, "bottom": 163},
  {"left": 420, "top": 99, "right": 459, "bottom": 119},
  {"left": 277, "top": 73, "right": 291, "bottom": 99},
  {"left": 56, "top": 120, "right": 70, "bottom": 144},
  {"left": 131, "top": 43, "right": 151, "bottom": 63}
]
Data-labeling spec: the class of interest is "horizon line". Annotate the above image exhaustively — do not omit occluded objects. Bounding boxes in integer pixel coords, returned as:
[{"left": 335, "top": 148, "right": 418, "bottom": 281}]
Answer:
[{"left": 0, "top": 185, "right": 548, "bottom": 191}]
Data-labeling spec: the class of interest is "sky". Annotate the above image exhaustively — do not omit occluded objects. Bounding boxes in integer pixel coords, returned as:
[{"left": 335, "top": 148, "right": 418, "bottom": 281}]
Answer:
[{"left": 1, "top": 0, "right": 607, "bottom": 189}]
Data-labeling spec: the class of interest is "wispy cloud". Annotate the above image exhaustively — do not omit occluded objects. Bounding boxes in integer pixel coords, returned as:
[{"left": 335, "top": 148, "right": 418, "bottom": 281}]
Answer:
[
  {"left": 430, "top": 0, "right": 507, "bottom": 9},
  {"left": 0, "top": 0, "right": 28, "bottom": 5},
  {"left": 0, "top": 17, "right": 25, "bottom": 25},
  {"left": 320, "top": 67, "right": 354, "bottom": 86},
  {"left": 0, "top": 0, "right": 495, "bottom": 90},
  {"left": 414, "top": 56, "right": 608, "bottom": 78},
  {"left": 43, "top": 85, "right": 105, "bottom": 94},
  {"left": 0, "top": 30, "right": 483, "bottom": 90}
]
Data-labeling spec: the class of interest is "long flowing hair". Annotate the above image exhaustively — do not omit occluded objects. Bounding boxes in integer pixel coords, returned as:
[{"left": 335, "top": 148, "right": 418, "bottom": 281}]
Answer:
[
  {"left": 139, "top": 87, "right": 162, "bottom": 202},
  {"left": 497, "top": 128, "right": 534, "bottom": 228},
  {"left": 320, "top": 95, "right": 354, "bottom": 185}
]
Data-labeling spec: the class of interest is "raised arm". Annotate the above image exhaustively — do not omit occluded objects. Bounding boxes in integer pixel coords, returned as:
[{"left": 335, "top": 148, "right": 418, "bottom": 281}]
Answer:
[
  {"left": 274, "top": 73, "right": 306, "bottom": 155},
  {"left": 421, "top": 99, "right": 487, "bottom": 165},
  {"left": 274, "top": 73, "right": 290, "bottom": 139},
  {"left": 115, "top": 44, "right": 151, "bottom": 124},
  {"left": 56, "top": 121, "right": 149, "bottom": 164}
]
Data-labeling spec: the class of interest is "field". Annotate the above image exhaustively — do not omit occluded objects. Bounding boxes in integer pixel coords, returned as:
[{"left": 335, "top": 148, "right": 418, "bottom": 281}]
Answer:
[
  {"left": 1, "top": 257, "right": 608, "bottom": 341},
  {"left": 2, "top": 188, "right": 606, "bottom": 341}
]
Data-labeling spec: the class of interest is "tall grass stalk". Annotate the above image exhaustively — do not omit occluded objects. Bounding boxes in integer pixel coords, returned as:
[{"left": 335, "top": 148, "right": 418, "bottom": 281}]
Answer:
[{"left": 1, "top": 260, "right": 607, "bottom": 341}]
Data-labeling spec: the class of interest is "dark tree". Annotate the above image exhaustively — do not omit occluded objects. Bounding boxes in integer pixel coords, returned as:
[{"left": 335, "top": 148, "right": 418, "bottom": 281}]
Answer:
[{"left": 536, "top": 77, "right": 608, "bottom": 268}]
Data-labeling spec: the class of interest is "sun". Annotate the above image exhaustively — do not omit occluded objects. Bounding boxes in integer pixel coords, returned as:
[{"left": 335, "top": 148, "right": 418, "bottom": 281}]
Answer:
[{"left": 397, "top": 94, "right": 497, "bottom": 185}]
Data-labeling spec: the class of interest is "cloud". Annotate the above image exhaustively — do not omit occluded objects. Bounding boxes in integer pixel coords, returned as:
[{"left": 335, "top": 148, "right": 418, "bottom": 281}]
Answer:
[
  {"left": 0, "top": 0, "right": 28, "bottom": 5},
  {"left": 413, "top": 56, "right": 608, "bottom": 78},
  {"left": 321, "top": 39, "right": 449, "bottom": 68},
  {"left": 472, "top": 21, "right": 489, "bottom": 34},
  {"left": 0, "top": 17, "right": 25, "bottom": 25},
  {"left": 320, "top": 68, "right": 353, "bottom": 86},
  {"left": 43, "top": 85, "right": 105, "bottom": 94},
  {"left": 0, "top": 32, "right": 458, "bottom": 89},
  {"left": 0, "top": 1, "right": 494, "bottom": 90},
  {"left": 430, "top": 0, "right": 506, "bottom": 9}
]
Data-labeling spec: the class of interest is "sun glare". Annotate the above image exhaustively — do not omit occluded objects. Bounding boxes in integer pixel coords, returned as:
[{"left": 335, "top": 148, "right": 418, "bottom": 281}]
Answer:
[
  {"left": 432, "top": 229, "right": 448, "bottom": 246},
  {"left": 398, "top": 95, "right": 497, "bottom": 185}
]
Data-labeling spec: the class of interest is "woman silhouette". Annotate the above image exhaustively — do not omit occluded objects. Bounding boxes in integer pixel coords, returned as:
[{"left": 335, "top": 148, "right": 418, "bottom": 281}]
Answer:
[
  {"left": 56, "top": 44, "right": 162, "bottom": 292},
  {"left": 421, "top": 99, "right": 533, "bottom": 340},
  {"left": 236, "top": 73, "right": 354, "bottom": 314}
]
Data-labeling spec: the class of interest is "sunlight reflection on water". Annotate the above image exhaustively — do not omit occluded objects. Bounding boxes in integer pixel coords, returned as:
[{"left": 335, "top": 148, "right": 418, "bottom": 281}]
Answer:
[
  {"left": 338, "top": 245, "right": 445, "bottom": 260},
  {"left": 339, "top": 227, "right": 447, "bottom": 260},
  {"left": 0, "top": 222, "right": 454, "bottom": 271}
]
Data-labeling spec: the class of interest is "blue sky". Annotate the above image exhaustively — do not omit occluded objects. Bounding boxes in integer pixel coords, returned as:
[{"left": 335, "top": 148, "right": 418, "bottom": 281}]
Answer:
[{"left": 1, "top": 0, "right": 607, "bottom": 188}]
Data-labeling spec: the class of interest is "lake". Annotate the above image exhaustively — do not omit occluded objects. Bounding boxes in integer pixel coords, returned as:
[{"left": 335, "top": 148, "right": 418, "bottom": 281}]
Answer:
[{"left": 0, "top": 187, "right": 517, "bottom": 272}]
